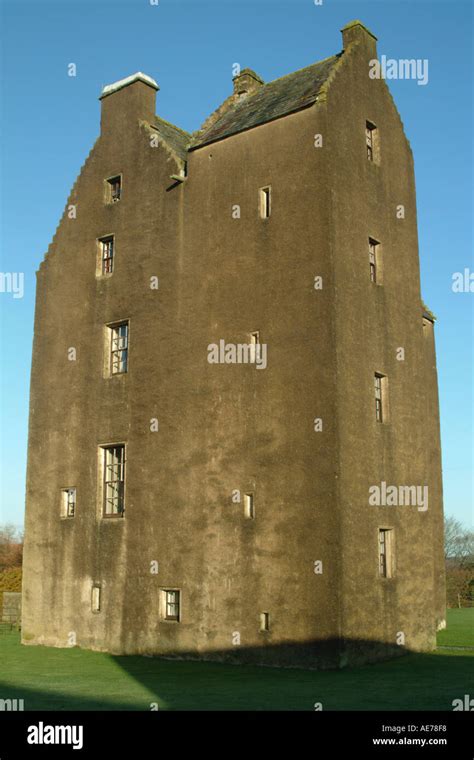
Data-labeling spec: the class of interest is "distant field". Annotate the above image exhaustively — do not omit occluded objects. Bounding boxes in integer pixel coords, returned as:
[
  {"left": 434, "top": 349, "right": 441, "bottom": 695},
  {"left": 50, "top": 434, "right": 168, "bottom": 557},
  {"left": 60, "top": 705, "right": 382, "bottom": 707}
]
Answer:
[
  {"left": 0, "top": 609, "right": 472, "bottom": 711},
  {"left": 437, "top": 607, "right": 474, "bottom": 648}
]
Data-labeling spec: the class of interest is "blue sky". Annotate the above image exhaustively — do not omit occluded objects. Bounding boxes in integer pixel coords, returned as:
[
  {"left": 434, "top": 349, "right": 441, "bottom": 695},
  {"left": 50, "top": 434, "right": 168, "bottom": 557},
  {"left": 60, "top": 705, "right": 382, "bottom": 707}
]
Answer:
[{"left": 0, "top": 0, "right": 472, "bottom": 529}]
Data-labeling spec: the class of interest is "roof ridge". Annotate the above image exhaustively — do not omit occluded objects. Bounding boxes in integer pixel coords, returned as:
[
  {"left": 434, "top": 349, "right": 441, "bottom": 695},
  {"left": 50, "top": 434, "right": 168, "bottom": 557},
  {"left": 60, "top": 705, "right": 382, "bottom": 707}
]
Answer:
[
  {"left": 262, "top": 52, "right": 342, "bottom": 89},
  {"left": 190, "top": 51, "right": 343, "bottom": 150}
]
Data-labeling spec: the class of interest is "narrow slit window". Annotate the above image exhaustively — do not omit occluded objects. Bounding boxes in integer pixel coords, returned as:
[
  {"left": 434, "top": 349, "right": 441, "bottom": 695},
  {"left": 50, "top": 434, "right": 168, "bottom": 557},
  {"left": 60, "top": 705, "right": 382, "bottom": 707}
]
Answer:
[
  {"left": 99, "top": 236, "right": 114, "bottom": 275},
  {"left": 260, "top": 612, "right": 270, "bottom": 631},
  {"left": 366, "top": 121, "right": 377, "bottom": 161},
  {"left": 378, "top": 529, "right": 393, "bottom": 578},
  {"left": 110, "top": 322, "right": 129, "bottom": 374},
  {"left": 91, "top": 585, "right": 101, "bottom": 613},
  {"left": 374, "top": 373, "right": 388, "bottom": 423},
  {"left": 250, "top": 331, "right": 260, "bottom": 364},
  {"left": 374, "top": 373, "right": 383, "bottom": 422},
  {"left": 60, "top": 488, "right": 76, "bottom": 518},
  {"left": 102, "top": 445, "right": 125, "bottom": 516},
  {"left": 244, "top": 493, "right": 255, "bottom": 519},
  {"left": 259, "top": 187, "right": 271, "bottom": 218},
  {"left": 369, "top": 238, "right": 379, "bottom": 283}
]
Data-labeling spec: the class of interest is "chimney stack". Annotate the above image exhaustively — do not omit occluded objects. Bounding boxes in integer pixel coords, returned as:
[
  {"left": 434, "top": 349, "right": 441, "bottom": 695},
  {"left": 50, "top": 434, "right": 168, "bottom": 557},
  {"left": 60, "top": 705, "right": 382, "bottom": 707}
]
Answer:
[
  {"left": 99, "top": 72, "right": 159, "bottom": 135},
  {"left": 232, "top": 68, "right": 264, "bottom": 98},
  {"left": 341, "top": 20, "right": 377, "bottom": 57}
]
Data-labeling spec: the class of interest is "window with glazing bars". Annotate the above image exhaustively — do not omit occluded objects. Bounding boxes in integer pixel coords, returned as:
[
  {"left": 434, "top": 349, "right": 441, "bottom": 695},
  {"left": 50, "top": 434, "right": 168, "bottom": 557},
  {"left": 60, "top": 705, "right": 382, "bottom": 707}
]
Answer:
[
  {"left": 165, "top": 590, "right": 180, "bottom": 621},
  {"left": 374, "top": 374, "right": 383, "bottom": 422},
  {"left": 103, "top": 445, "right": 125, "bottom": 516},
  {"left": 110, "top": 322, "right": 128, "bottom": 374},
  {"left": 100, "top": 237, "right": 114, "bottom": 274}
]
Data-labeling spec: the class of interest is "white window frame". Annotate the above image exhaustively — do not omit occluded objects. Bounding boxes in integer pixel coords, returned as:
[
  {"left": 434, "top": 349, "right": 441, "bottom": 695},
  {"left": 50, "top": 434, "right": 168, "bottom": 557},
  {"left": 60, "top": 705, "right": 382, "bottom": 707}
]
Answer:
[
  {"left": 98, "top": 235, "right": 115, "bottom": 276},
  {"left": 108, "top": 321, "right": 129, "bottom": 375},
  {"left": 160, "top": 588, "right": 181, "bottom": 623},
  {"left": 100, "top": 444, "right": 126, "bottom": 517}
]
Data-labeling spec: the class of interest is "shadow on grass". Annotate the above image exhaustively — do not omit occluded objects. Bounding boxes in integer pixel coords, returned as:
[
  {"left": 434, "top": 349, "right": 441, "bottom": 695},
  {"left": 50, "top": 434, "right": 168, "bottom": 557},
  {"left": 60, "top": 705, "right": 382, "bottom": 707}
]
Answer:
[{"left": 1, "top": 631, "right": 474, "bottom": 710}]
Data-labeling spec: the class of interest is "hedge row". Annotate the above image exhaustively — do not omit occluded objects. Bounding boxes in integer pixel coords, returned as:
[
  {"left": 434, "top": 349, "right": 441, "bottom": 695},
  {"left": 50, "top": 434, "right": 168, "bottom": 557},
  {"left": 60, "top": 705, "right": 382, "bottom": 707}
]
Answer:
[{"left": 0, "top": 567, "right": 22, "bottom": 614}]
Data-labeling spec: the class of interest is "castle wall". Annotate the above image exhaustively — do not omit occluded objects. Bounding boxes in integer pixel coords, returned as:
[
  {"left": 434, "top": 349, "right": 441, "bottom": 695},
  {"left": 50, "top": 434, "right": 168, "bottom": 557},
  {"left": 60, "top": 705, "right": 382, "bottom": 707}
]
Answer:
[{"left": 22, "top": 23, "right": 445, "bottom": 668}]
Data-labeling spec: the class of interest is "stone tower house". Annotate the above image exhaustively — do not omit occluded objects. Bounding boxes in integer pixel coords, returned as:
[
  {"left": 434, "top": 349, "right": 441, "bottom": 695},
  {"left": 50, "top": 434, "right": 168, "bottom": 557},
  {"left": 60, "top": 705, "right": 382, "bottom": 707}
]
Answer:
[{"left": 22, "top": 21, "right": 445, "bottom": 668}]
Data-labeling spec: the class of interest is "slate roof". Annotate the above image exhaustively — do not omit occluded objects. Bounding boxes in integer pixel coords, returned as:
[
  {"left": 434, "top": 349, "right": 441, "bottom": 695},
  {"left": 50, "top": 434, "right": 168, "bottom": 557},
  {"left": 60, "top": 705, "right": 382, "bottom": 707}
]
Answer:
[
  {"left": 150, "top": 117, "right": 191, "bottom": 161},
  {"left": 422, "top": 302, "right": 436, "bottom": 322},
  {"left": 189, "top": 53, "right": 342, "bottom": 150}
]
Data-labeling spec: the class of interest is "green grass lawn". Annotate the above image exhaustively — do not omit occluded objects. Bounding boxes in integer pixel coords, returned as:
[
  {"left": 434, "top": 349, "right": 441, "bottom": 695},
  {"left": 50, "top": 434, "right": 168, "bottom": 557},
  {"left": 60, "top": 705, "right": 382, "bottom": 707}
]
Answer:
[
  {"left": 436, "top": 607, "right": 474, "bottom": 647},
  {"left": 0, "top": 609, "right": 472, "bottom": 711}
]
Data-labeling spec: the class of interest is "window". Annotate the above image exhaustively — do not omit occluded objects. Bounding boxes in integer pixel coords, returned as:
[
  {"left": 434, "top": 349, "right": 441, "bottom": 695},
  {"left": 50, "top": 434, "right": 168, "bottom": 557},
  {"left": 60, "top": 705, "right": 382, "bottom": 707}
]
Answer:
[
  {"left": 99, "top": 236, "right": 114, "bottom": 275},
  {"left": 109, "top": 322, "right": 129, "bottom": 375},
  {"left": 250, "top": 331, "right": 260, "bottom": 364},
  {"left": 244, "top": 493, "right": 255, "bottom": 519},
  {"left": 91, "top": 585, "right": 101, "bottom": 613},
  {"left": 374, "top": 372, "right": 387, "bottom": 422},
  {"left": 161, "top": 589, "right": 180, "bottom": 622},
  {"left": 106, "top": 175, "right": 121, "bottom": 203},
  {"left": 260, "top": 612, "right": 270, "bottom": 632},
  {"left": 374, "top": 373, "right": 389, "bottom": 423},
  {"left": 60, "top": 488, "right": 76, "bottom": 518},
  {"left": 102, "top": 445, "right": 125, "bottom": 516},
  {"left": 366, "top": 121, "right": 378, "bottom": 161},
  {"left": 378, "top": 529, "right": 393, "bottom": 578},
  {"left": 259, "top": 186, "right": 271, "bottom": 218},
  {"left": 422, "top": 317, "right": 432, "bottom": 336},
  {"left": 368, "top": 238, "right": 379, "bottom": 283}
]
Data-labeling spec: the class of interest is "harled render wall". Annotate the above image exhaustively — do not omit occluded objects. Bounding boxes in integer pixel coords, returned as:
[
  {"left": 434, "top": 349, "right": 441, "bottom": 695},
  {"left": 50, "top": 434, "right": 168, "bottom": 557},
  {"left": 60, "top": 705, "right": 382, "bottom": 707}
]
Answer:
[
  {"left": 22, "top": 76, "right": 341, "bottom": 667},
  {"left": 22, "top": 24, "right": 444, "bottom": 668},
  {"left": 324, "top": 26, "right": 445, "bottom": 662}
]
